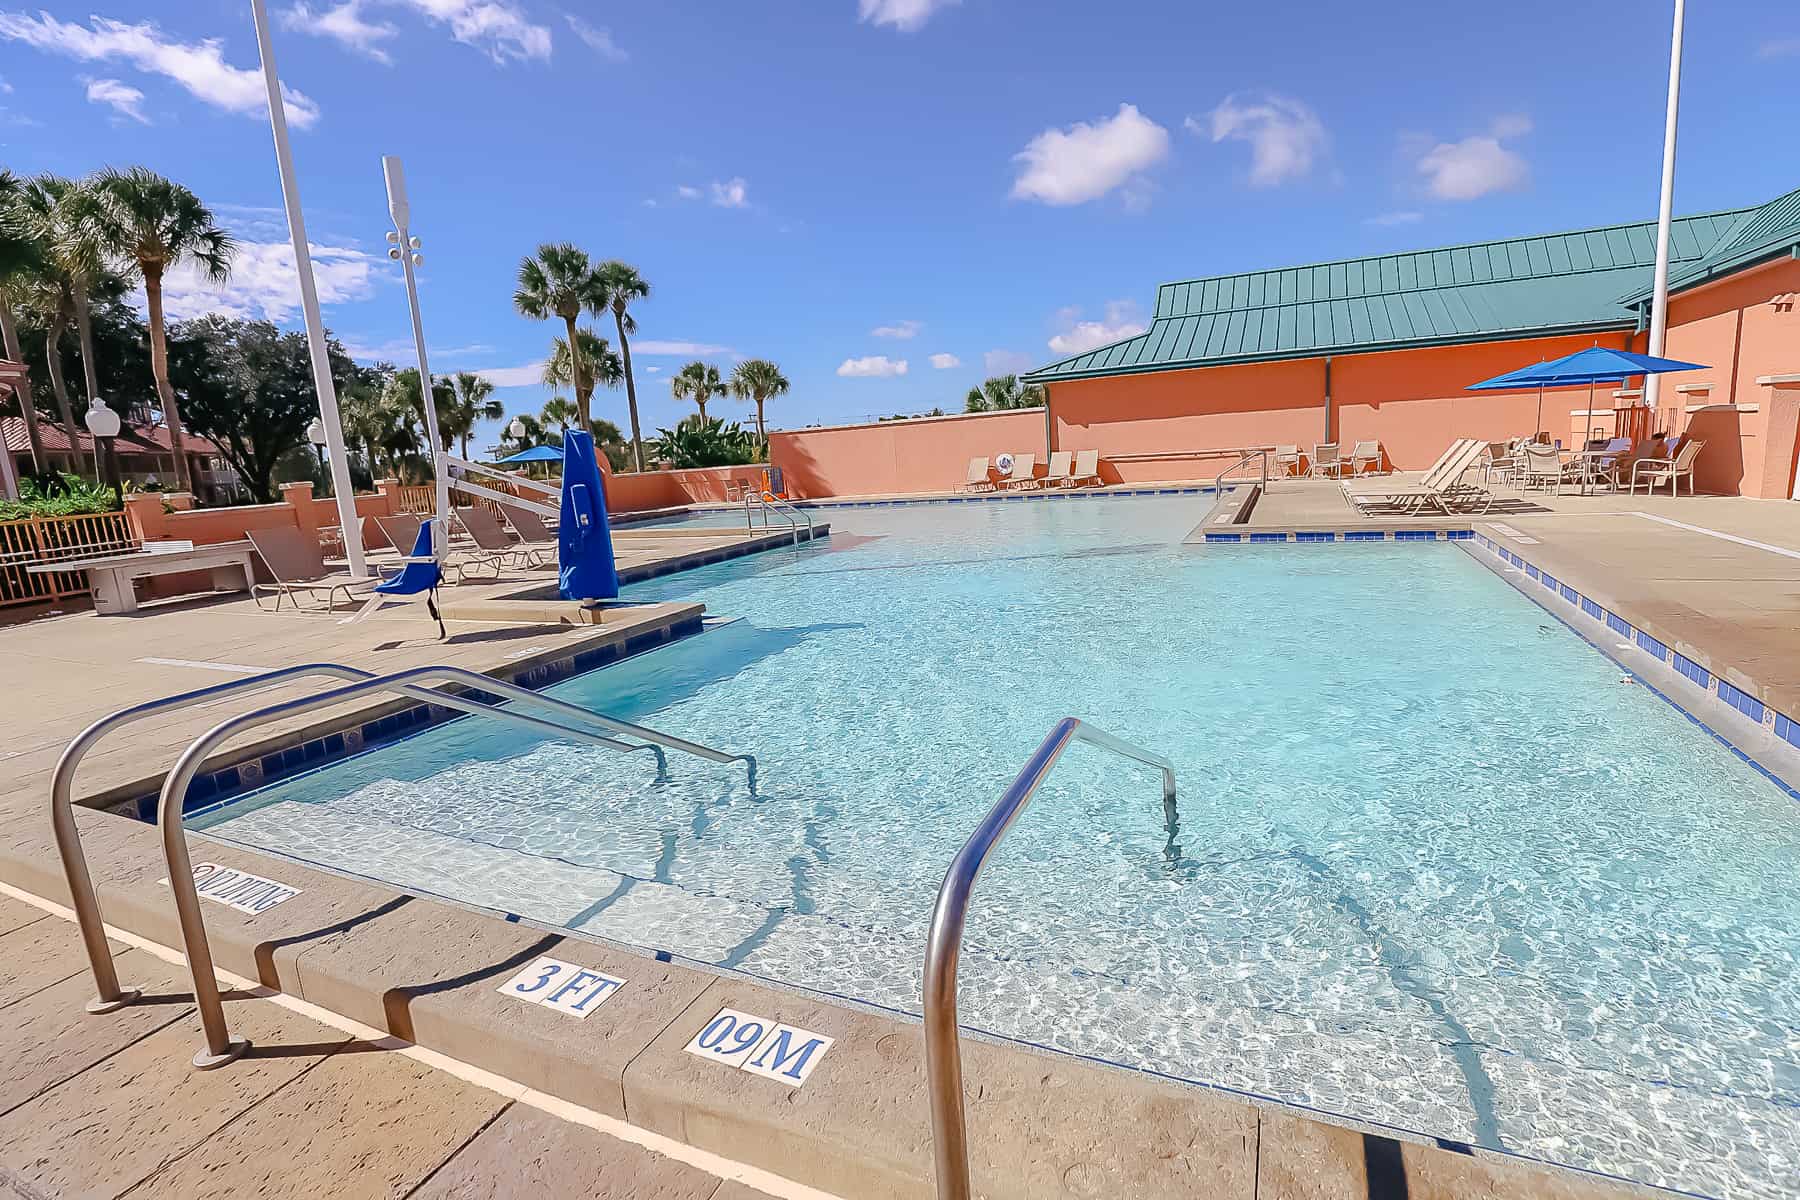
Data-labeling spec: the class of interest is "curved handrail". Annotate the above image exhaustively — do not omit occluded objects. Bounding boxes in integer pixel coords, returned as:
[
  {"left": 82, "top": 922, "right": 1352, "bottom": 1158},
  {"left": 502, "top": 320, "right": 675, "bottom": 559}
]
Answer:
[
  {"left": 55, "top": 662, "right": 755, "bottom": 1016},
  {"left": 742, "top": 491, "right": 813, "bottom": 547},
  {"left": 157, "top": 662, "right": 757, "bottom": 1069},
  {"left": 1214, "top": 447, "right": 1271, "bottom": 496},
  {"left": 921, "top": 718, "right": 1176, "bottom": 1200}
]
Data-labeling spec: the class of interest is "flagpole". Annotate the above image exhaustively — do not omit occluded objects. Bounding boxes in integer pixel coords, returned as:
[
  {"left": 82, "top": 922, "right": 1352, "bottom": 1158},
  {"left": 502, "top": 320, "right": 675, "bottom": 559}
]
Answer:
[
  {"left": 249, "top": 0, "right": 367, "bottom": 578},
  {"left": 1643, "top": 0, "right": 1685, "bottom": 423}
]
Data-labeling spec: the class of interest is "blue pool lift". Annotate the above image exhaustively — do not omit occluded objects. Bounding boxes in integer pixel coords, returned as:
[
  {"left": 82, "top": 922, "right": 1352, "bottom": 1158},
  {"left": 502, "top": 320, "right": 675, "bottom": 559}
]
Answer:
[
  {"left": 370, "top": 520, "right": 447, "bottom": 638},
  {"left": 557, "top": 428, "right": 619, "bottom": 602},
  {"left": 1469, "top": 346, "right": 1708, "bottom": 442}
]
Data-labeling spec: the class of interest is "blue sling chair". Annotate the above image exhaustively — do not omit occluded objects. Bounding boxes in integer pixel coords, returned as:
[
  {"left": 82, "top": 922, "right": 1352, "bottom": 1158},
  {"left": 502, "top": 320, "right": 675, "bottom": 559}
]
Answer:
[{"left": 364, "top": 519, "right": 446, "bottom": 638}]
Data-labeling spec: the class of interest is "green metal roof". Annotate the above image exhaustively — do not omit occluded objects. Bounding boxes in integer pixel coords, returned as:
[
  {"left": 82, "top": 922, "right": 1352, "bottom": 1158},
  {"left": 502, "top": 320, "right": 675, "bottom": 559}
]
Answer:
[
  {"left": 1623, "top": 184, "right": 1800, "bottom": 303},
  {"left": 1023, "top": 202, "right": 1763, "bottom": 384}
]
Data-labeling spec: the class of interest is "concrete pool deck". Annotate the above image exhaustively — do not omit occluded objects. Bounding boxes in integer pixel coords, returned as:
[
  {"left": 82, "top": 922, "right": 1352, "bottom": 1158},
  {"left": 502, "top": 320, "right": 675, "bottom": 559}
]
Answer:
[{"left": 0, "top": 484, "right": 1787, "bottom": 1198}]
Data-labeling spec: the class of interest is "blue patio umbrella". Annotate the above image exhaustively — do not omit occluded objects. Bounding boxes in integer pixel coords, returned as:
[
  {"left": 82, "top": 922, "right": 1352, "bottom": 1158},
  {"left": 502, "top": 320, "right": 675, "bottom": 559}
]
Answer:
[
  {"left": 557, "top": 428, "right": 619, "bottom": 602},
  {"left": 496, "top": 444, "right": 564, "bottom": 464},
  {"left": 1468, "top": 346, "right": 1708, "bottom": 443}
]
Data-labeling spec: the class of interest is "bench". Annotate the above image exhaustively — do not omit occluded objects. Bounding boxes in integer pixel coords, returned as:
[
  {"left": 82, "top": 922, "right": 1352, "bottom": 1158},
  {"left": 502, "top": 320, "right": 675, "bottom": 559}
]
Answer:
[{"left": 28, "top": 540, "right": 257, "bottom": 615}]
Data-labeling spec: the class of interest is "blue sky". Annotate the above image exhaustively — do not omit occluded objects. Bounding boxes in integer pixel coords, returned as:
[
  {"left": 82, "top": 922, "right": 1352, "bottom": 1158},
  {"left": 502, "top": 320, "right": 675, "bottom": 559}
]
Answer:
[{"left": 2, "top": 0, "right": 1797, "bottom": 450}]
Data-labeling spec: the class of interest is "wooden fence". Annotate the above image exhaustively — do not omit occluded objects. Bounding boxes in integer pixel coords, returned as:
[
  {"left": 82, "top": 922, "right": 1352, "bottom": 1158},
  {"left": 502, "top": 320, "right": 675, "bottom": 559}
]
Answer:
[{"left": 0, "top": 510, "right": 138, "bottom": 609}]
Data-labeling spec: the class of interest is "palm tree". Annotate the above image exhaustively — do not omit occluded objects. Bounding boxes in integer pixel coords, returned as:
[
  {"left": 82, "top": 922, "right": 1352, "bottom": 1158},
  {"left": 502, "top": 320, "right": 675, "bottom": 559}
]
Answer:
[
  {"left": 513, "top": 243, "right": 606, "bottom": 432},
  {"left": 0, "top": 171, "right": 48, "bottom": 471},
  {"left": 538, "top": 395, "right": 580, "bottom": 434},
  {"left": 442, "top": 370, "right": 502, "bottom": 459},
  {"left": 386, "top": 367, "right": 457, "bottom": 455},
  {"left": 596, "top": 260, "right": 650, "bottom": 472},
  {"left": 964, "top": 374, "right": 1045, "bottom": 413},
  {"left": 13, "top": 177, "right": 89, "bottom": 473},
  {"left": 670, "top": 361, "right": 726, "bottom": 421},
  {"left": 48, "top": 178, "right": 111, "bottom": 472},
  {"left": 729, "top": 358, "right": 790, "bottom": 445},
  {"left": 90, "top": 166, "right": 234, "bottom": 495},
  {"left": 541, "top": 327, "right": 622, "bottom": 401}
]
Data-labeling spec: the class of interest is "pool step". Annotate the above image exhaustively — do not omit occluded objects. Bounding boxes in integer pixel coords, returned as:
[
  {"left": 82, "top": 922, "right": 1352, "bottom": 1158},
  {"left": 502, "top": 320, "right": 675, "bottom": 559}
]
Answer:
[{"left": 1183, "top": 484, "right": 1262, "bottom": 542}]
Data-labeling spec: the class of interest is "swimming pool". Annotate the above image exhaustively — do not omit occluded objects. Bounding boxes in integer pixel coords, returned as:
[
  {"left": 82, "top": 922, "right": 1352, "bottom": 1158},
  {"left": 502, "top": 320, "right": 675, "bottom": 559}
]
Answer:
[{"left": 195, "top": 496, "right": 1799, "bottom": 1198}]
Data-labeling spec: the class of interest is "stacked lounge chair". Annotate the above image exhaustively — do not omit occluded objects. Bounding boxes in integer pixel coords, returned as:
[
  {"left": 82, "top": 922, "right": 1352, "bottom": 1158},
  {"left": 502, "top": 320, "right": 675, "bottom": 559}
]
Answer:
[{"left": 1341, "top": 438, "right": 1493, "bottom": 515}]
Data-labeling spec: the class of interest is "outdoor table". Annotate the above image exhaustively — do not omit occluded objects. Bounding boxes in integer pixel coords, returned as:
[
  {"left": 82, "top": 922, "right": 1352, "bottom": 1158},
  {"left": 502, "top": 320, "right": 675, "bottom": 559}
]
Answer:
[{"left": 28, "top": 540, "right": 257, "bottom": 615}]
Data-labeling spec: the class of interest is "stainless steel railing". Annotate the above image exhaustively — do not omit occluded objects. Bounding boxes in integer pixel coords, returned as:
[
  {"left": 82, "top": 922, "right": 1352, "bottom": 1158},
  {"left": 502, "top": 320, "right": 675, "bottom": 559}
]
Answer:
[
  {"left": 155, "top": 663, "right": 757, "bottom": 1069},
  {"left": 921, "top": 718, "right": 1177, "bottom": 1200},
  {"left": 53, "top": 662, "right": 754, "bottom": 1024},
  {"left": 1213, "top": 447, "right": 1271, "bottom": 496},
  {"left": 743, "top": 491, "right": 815, "bottom": 547}
]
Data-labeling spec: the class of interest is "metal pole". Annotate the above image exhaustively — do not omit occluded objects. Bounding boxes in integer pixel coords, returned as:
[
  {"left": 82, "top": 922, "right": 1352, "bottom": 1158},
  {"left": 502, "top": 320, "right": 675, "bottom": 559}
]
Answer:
[
  {"left": 382, "top": 158, "right": 449, "bottom": 560},
  {"left": 1643, "top": 0, "right": 1685, "bottom": 418},
  {"left": 249, "top": 0, "right": 367, "bottom": 578}
]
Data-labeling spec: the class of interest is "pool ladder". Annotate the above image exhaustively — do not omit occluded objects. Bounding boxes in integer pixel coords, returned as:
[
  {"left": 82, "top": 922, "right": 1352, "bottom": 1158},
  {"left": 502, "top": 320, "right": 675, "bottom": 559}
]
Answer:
[
  {"left": 743, "top": 490, "right": 815, "bottom": 547},
  {"left": 922, "top": 718, "right": 1177, "bottom": 1200},
  {"left": 49, "top": 661, "right": 756, "bottom": 1068}
]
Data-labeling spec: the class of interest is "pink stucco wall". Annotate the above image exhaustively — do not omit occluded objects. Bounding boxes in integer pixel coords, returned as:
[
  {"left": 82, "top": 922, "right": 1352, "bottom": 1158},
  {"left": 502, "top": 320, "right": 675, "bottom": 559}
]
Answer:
[{"left": 768, "top": 410, "right": 1047, "bottom": 498}]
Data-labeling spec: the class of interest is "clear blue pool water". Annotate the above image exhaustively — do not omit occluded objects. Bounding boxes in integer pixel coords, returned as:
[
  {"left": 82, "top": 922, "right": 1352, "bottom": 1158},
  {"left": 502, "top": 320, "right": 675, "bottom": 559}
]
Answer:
[{"left": 197, "top": 496, "right": 1799, "bottom": 1198}]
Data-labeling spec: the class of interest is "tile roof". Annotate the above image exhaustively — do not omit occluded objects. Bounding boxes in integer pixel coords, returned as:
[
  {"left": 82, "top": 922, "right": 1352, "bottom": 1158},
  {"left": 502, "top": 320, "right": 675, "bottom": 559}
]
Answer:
[
  {"left": 3, "top": 416, "right": 220, "bottom": 457},
  {"left": 1622, "top": 184, "right": 1800, "bottom": 302},
  {"left": 1024, "top": 197, "right": 1780, "bottom": 384}
]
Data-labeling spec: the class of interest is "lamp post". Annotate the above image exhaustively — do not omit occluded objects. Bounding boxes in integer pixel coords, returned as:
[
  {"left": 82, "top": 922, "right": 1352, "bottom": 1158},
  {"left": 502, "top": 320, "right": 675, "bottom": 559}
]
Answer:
[
  {"left": 383, "top": 156, "right": 448, "bottom": 560},
  {"left": 248, "top": 0, "right": 367, "bottom": 577},
  {"left": 306, "top": 417, "right": 328, "bottom": 484},
  {"left": 1643, "top": 0, "right": 1685, "bottom": 423},
  {"left": 84, "top": 397, "right": 122, "bottom": 501}
]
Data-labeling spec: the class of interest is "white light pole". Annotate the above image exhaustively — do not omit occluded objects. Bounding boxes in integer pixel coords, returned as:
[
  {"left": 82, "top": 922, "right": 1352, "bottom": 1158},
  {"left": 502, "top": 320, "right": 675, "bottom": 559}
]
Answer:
[
  {"left": 248, "top": 0, "right": 367, "bottom": 577},
  {"left": 1643, "top": 0, "right": 1685, "bottom": 420},
  {"left": 382, "top": 157, "right": 448, "bottom": 560}
]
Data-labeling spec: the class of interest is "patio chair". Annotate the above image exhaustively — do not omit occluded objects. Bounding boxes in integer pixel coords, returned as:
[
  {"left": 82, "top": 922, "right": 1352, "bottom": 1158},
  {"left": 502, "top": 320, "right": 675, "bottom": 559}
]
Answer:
[
  {"left": 1518, "top": 444, "right": 1585, "bottom": 495},
  {"left": 962, "top": 456, "right": 995, "bottom": 493},
  {"left": 1001, "top": 453, "right": 1039, "bottom": 491},
  {"left": 1587, "top": 437, "right": 1637, "bottom": 491},
  {"left": 375, "top": 513, "right": 473, "bottom": 585},
  {"left": 1070, "top": 449, "right": 1102, "bottom": 487},
  {"left": 246, "top": 526, "right": 385, "bottom": 613},
  {"left": 1270, "top": 445, "right": 1302, "bottom": 478},
  {"left": 1345, "top": 440, "right": 1383, "bottom": 476},
  {"left": 1043, "top": 450, "right": 1074, "bottom": 488},
  {"left": 1309, "top": 443, "right": 1345, "bottom": 479},
  {"left": 454, "top": 505, "right": 549, "bottom": 574},
  {"left": 500, "top": 503, "right": 559, "bottom": 554},
  {"left": 1630, "top": 438, "right": 1705, "bottom": 496},
  {"left": 1343, "top": 439, "right": 1491, "bottom": 514},
  {"left": 1482, "top": 441, "right": 1523, "bottom": 486}
]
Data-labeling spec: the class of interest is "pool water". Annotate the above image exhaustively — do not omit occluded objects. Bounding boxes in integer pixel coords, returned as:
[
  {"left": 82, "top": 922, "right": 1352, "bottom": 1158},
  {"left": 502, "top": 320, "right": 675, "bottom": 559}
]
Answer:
[{"left": 197, "top": 496, "right": 1799, "bottom": 1198}]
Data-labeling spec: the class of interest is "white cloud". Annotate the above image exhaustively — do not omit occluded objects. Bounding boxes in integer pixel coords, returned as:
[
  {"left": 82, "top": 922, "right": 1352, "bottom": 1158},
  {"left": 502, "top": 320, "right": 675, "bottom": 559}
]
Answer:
[
  {"left": 675, "top": 185, "right": 702, "bottom": 200},
  {"left": 1759, "top": 38, "right": 1800, "bottom": 59},
  {"left": 635, "top": 339, "right": 732, "bottom": 356},
  {"left": 1011, "top": 103, "right": 1170, "bottom": 207},
  {"left": 710, "top": 178, "right": 748, "bottom": 208},
  {"left": 983, "top": 349, "right": 1033, "bottom": 376},
  {"left": 0, "top": 74, "right": 12, "bottom": 93},
  {"left": 1192, "top": 93, "right": 1327, "bottom": 187},
  {"left": 391, "top": 0, "right": 551, "bottom": 62},
  {"left": 1047, "top": 300, "right": 1147, "bottom": 356},
  {"left": 1413, "top": 117, "right": 1531, "bottom": 201},
  {"left": 147, "top": 240, "right": 379, "bottom": 324},
  {"left": 1365, "top": 210, "right": 1423, "bottom": 227},
  {"left": 837, "top": 355, "right": 908, "bottom": 378},
  {"left": 280, "top": 2, "right": 398, "bottom": 64},
  {"left": 476, "top": 361, "right": 547, "bottom": 388},
  {"left": 83, "top": 77, "right": 148, "bottom": 124},
  {"left": 645, "top": 365, "right": 662, "bottom": 374},
  {"left": 928, "top": 353, "right": 960, "bottom": 369},
  {"left": 872, "top": 320, "right": 922, "bottom": 339},
  {"left": 564, "top": 13, "right": 625, "bottom": 60},
  {"left": 340, "top": 336, "right": 493, "bottom": 362},
  {"left": 0, "top": 13, "right": 321, "bottom": 128},
  {"left": 857, "top": 0, "right": 958, "bottom": 33}
]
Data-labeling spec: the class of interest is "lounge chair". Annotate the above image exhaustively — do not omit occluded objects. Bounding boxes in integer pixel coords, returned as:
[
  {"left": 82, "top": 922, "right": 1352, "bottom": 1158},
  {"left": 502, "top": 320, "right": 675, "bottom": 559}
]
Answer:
[
  {"left": 1342, "top": 439, "right": 1492, "bottom": 514},
  {"left": 1270, "top": 445, "right": 1301, "bottom": 478},
  {"left": 1309, "top": 443, "right": 1345, "bottom": 479},
  {"left": 247, "top": 526, "right": 384, "bottom": 612},
  {"left": 962, "top": 457, "right": 995, "bottom": 493},
  {"left": 1042, "top": 451, "right": 1074, "bottom": 488},
  {"left": 1001, "top": 453, "right": 1038, "bottom": 491},
  {"left": 1345, "top": 440, "right": 1383, "bottom": 476},
  {"left": 454, "top": 505, "right": 550, "bottom": 574},
  {"left": 1630, "top": 438, "right": 1704, "bottom": 496},
  {"left": 1070, "top": 449, "right": 1102, "bottom": 487},
  {"left": 500, "top": 503, "right": 559, "bottom": 554}
]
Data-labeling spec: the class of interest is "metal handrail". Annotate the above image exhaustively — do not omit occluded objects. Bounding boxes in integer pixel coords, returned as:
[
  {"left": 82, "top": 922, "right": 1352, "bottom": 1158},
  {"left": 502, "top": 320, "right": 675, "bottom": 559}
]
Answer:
[
  {"left": 156, "top": 663, "right": 757, "bottom": 1069},
  {"left": 53, "top": 662, "right": 755, "bottom": 1019},
  {"left": 1214, "top": 448, "right": 1271, "bottom": 496},
  {"left": 922, "top": 718, "right": 1176, "bottom": 1200},
  {"left": 743, "top": 491, "right": 813, "bottom": 546}
]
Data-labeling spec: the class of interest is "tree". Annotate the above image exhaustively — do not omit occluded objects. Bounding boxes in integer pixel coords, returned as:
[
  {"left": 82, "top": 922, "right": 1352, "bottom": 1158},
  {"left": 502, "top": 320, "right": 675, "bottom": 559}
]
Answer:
[
  {"left": 513, "top": 243, "right": 606, "bottom": 432},
  {"left": 596, "top": 260, "right": 650, "bottom": 472},
  {"left": 442, "top": 370, "right": 502, "bottom": 459},
  {"left": 649, "top": 415, "right": 756, "bottom": 469},
  {"left": 12, "top": 177, "right": 87, "bottom": 473},
  {"left": 670, "top": 360, "right": 726, "bottom": 421},
  {"left": 0, "top": 170, "right": 48, "bottom": 471},
  {"left": 535, "top": 394, "right": 628, "bottom": 471},
  {"left": 964, "top": 374, "right": 1045, "bottom": 413},
  {"left": 728, "top": 358, "right": 789, "bottom": 444},
  {"left": 541, "top": 328, "right": 621, "bottom": 401},
  {"left": 91, "top": 166, "right": 235, "bottom": 495},
  {"left": 166, "top": 315, "right": 357, "bottom": 504},
  {"left": 386, "top": 366, "right": 457, "bottom": 458}
]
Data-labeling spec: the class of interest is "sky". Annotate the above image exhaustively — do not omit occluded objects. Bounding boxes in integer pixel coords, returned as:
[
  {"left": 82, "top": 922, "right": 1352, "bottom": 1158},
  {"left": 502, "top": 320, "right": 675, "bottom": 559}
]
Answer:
[{"left": 2, "top": 0, "right": 1797, "bottom": 453}]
